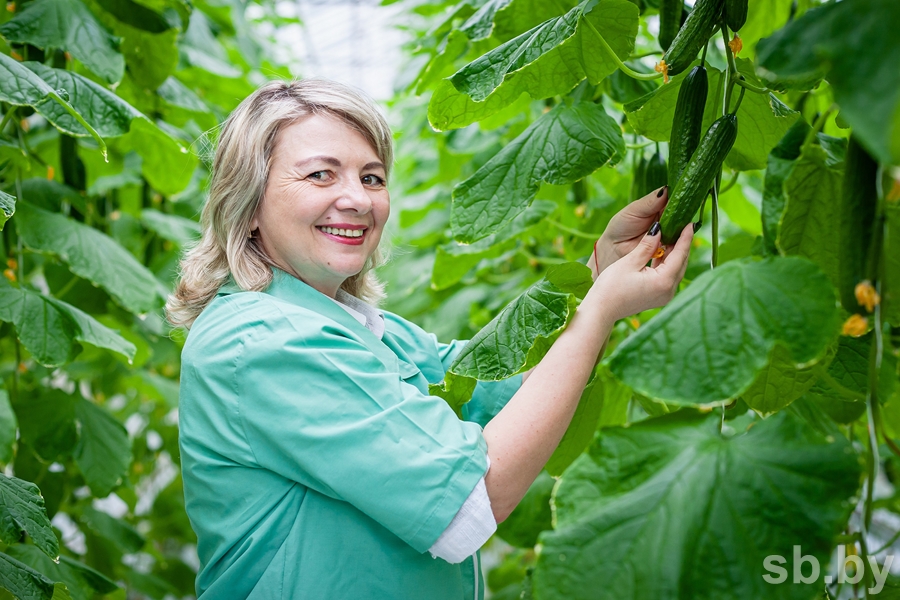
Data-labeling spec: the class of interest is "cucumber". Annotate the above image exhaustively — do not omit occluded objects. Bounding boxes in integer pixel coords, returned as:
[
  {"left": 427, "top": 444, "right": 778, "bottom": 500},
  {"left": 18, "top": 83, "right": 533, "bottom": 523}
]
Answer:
[
  {"left": 658, "top": 0, "right": 683, "bottom": 51},
  {"left": 631, "top": 154, "right": 647, "bottom": 200},
  {"left": 839, "top": 136, "right": 878, "bottom": 312},
  {"left": 725, "top": 0, "right": 748, "bottom": 32},
  {"left": 667, "top": 65, "right": 708, "bottom": 188},
  {"left": 661, "top": 0, "right": 724, "bottom": 77},
  {"left": 643, "top": 150, "right": 668, "bottom": 196},
  {"left": 659, "top": 113, "right": 738, "bottom": 244}
]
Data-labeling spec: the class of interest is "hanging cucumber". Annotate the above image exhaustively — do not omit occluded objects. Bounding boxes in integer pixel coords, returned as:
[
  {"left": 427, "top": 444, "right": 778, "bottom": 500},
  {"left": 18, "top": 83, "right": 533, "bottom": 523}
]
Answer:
[
  {"left": 631, "top": 154, "right": 648, "bottom": 200},
  {"left": 838, "top": 136, "right": 878, "bottom": 313},
  {"left": 660, "top": 0, "right": 724, "bottom": 78},
  {"left": 667, "top": 65, "right": 708, "bottom": 188},
  {"left": 659, "top": 113, "right": 738, "bottom": 245},
  {"left": 725, "top": 0, "right": 748, "bottom": 32},
  {"left": 643, "top": 149, "right": 668, "bottom": 196},
  {"left": 658, "top": 0, "right": 683, "bottom": 51}
]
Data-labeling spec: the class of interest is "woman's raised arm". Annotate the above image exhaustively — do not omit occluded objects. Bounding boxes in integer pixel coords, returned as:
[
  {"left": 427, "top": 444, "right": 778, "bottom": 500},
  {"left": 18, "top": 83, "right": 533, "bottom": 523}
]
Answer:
[{"left": 482, "top": 220, "right": 693, "bottom": 523}]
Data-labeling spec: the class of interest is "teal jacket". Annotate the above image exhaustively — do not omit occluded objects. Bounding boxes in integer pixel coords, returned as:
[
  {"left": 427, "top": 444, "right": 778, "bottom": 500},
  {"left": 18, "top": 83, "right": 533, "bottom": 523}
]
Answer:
[{"left": 178, "top": 270, "right": 521, "bottom": 599}]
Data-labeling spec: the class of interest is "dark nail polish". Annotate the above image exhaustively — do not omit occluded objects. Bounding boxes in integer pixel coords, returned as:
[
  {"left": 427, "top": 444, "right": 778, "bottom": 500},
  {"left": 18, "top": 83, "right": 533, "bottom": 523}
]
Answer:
[
  {"left": 693, "top": 221, "right": 702, "bottom": 233},
  {"left": 648, "top": 222, "right": 660, "bottom": 236},
  {"left": 656, "top": 186, "right": 667, "bottom": 198}
]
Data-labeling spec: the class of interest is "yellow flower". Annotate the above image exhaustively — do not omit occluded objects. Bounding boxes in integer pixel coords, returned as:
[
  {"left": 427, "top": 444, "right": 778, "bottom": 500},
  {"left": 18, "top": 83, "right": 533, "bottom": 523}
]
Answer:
[
  {"left": 854, "top": 280, "right": 880, "bottom": 313},
  {"left": 655, "top": 60, "right": 670, "bottom": 84},
  {"left": 728, "top": 34, "right": 743, "bottom": 56},
  {"left": 842, "top": 314, "right": 868, "bottom": 337},
  {"left": 652, "top": 247, "right": 665, "bottom": 259}
]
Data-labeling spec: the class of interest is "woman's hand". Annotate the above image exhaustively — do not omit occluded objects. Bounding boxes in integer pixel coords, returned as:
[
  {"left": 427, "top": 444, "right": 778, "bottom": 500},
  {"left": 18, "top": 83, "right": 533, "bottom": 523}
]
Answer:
[
  {"left": 589, "top": 186, "right": 669, "bottom": 279},
  {"left": 587, "top": 218, "right": 693, "bottom": 322}
]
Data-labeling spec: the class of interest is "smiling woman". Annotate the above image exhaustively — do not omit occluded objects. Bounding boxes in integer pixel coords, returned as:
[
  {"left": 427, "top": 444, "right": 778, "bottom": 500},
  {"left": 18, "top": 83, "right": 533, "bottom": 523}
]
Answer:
[{"left": 165, "top": 79, "right": 693, "bottom": 600}]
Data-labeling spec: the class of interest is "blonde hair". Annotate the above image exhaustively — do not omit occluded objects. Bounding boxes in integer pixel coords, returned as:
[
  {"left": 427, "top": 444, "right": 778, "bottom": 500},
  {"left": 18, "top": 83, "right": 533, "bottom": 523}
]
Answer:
[{"left": 166, "top": 79, "right": 392, "bottom": 328}]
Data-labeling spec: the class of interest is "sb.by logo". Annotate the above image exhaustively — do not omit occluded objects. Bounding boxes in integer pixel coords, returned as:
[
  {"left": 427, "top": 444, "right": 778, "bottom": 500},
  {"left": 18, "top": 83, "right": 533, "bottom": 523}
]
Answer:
[{"left": 763, "top": 545, "right": 893, "bottom": 594}]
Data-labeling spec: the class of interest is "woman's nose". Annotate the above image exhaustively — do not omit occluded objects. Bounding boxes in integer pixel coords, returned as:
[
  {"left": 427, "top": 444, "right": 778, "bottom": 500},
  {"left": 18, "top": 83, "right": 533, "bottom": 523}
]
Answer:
[{"left": 334, "top": 177, "right": 373, "bottom": 213}]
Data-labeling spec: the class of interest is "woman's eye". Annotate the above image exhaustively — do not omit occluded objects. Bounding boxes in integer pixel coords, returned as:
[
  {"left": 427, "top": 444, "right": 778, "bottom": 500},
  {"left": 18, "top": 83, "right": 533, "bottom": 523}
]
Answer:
[
  {"left": 307, "top": 171, "right": 330, "bottom": 181},
  {"left": 362, "top": 174, "right": 385, "bottom": 187}
]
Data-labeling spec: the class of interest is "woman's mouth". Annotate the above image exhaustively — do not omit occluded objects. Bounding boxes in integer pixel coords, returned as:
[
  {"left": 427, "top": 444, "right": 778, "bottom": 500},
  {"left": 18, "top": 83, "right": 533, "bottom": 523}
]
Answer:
[{"left": 316, "top": 225, "right": 367, "bottom": 245}]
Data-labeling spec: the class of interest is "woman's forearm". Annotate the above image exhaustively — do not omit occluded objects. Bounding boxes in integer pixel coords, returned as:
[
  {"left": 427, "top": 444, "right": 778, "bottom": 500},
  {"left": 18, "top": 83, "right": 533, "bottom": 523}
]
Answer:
[{"left": 481, "top": 287, "right": 616, "bottom": 523}]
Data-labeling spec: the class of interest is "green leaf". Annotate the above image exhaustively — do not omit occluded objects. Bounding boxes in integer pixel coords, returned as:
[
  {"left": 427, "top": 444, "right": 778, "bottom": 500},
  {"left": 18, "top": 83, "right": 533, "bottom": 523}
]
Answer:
[
  {"left": 0, "top": 474, "right": 59, "bottom": 559},
  {"left": 180, "top": 9, "right": 242, "bottom": 78},
  {"left": 157, "top": 76, "right": 209, "bottom": 114},
  {"left": 742, "top": 344, "right": 827, "bottom": 415},
  {"left": 545, "top": 366, "right": 630, "bottom": 476},
  {"left": 496, "top": 470, "right": 554, "bottom": 548},
  {"left": 459, "top": 0, "right": 512, "bottom": 41},
  {"left": 79, "top": 506, "right": 145, "bottom": 554},
  {"left": 0, "top": 0, "right": 124, "bottom": 83},
  {"left": 804, "top": 333, "right": 895, "bottom": 404},
  {"left": 534, "top": 410, "right": 861, "bottom": 600},
  {"left": 451, "top": 101, "right": 623, "bottom": 243},
  {"left": 0, "top": 552, "right": 66, "bottom": 600},
  {"left": 6, "top": 546, "right": 118, "bottom": 600},
  {"left": 15, "top": 201, "right": 164, "bottom": 314},
  {"left": 0, "top": 279, "right": 136, "bottom": 367},
  {"left": 118, "top": 25, "right": 179, "bottom": 90},
  {"left": 0, "top": 53, "right": 57, "bottom": 107},
  {"left": 737, "top": 0, "right": 794, "bottom": 55},
  {"left": 124, "top": 117, "right": 196, "bottom": 196},
  {"left": 73, "top": 399, "right": 132, "bottom": 497},
  {"left": 141, "top": 208, "right": 200, "bottom": 246},
  {"left": 13, "top": 390, "right": 77, "bottom": 462},
  {"left": 94, "top": 0, "right": 174, "bottom": 33},
  {"left": 756, "top": 0, "right": 900, "bottom": 165},
  {"left": 625, "top": 61, "right": 799, "bottom": 171},
  {"left": 0, "top": 190, "right": 14, "bottom": 232},
  {"left": 761, "top": 120, "right": 810, "bottom": 255},
  {"left": 608, "top": 257, "right": 841, "bottom": 405},
  {"left": 429, "top": 0, "right": 638, "bottom": 130},
  {"left": 492, "top": 0, "right": 582, "bottom": 43},
  {"left": 0, "top": 390, "right": 15, "bottom": 464},
  {"left": 544, "top": 261, "right": 593, "bottom": 299},
  {"left": 433, "top": 200, "right": 557, "bottom": 289},
  {"left": 428, "top": 372, "right": 477, "bottom": 418},
  {"left": 777, "top": 144, "right": 843, "bottom": 288},
  {"left": 449, "top": 278, "right": 577, "bottom": 380},
  {"left": 22, "top": 63, "right": 141, "bottom": 137}
]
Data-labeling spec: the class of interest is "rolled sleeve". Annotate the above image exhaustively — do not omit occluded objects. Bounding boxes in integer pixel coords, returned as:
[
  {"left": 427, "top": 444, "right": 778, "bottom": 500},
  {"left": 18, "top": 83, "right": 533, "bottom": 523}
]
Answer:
[{"left": 234, "top": 314, "right": 489, "bottom": 553}]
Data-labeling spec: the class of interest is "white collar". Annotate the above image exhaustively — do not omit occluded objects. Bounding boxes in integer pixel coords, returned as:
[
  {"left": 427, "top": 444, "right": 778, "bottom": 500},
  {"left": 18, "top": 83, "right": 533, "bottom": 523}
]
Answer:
[{"left": 329, "top": 290, "right": 385, "bottom": 339}]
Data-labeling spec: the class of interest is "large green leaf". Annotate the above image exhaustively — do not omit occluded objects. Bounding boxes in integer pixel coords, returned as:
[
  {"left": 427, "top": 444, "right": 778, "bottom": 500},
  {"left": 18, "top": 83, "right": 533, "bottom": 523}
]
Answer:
[
  {"left": 0, "top": 390, "right": 15, "bottom": 464},
  {"left": 73, "top": 399, "right": 132, "bottom": 497},
  {"left": 79, "top": 506, "right": 145, "bottom": 554},
  {"left": 756, "top": 0, "right": 900, "bottom": 165},
  {"left": 434, "top": 200, "right": 556, "bottom": 290},
  {"left": 180, "top": 9, "right": 242, "bottom": 78},
  {"left": 449, "top": 277, "right": 578, "bottom": 380},
  {"left": 625, "top": 62, "right": 799, "bottom": 171},
  {"left": 13, "top": 390, "right": 77, "bottom": 462},
  {"left": 0, "top": 53, "right": 58, "bottom": 107},
  {"left": 742, "top": 344, "right": 827, "bottom": 415},
  {"left": 6, "top": 546, "right": 118, "bottom": 600},
  {"left": 737, "top": 0, "right": 794, "bottom": 55},
  {"left": 429, "top": 0, "right": 638, "bottom": 130},
  {"left": 451, "top": 101, "right": 623, "bottom": 243},
  {"left": 607, "top": 257, "right": 841, "bottom": 405},
  {"left": 15, "top": 201, "right": 164, "bottom": 314},
  {"left": 534, "top": 410, "right": 861, "bottom": 600},
  {"left": 0, "top": 552, "right": 69, "bottom": 600},
  {"left": 492, "top": 0, "right": 581, "bottom": 43},
  {"left": 141, "top": 208, "right": 201, "bottom": 246},
  {"left": 0, "top": 190, "right": 14, "bottom": 232},
  {"left": 0, "top": 474, "right": 59, "bottom": 559},
  {"left": 777, "top": 143, "right": 844, "bottom": 288},
  {"left": 22, "top": 65, "right": 195, "bottom": 194},
  {"left": 0, "top": 0, "right": 124, "bottom": 83},
  {"left": 0, "top": 280, "right": 136, "bottom": 367},
  {"left": 804, "top": 333, "right": 895, "bottom": 405},
  {"left": 545, "top": 366, "right": 630, "bottom": 476},
  {"left": 118, "top": 25, "right": 180, "bottom": 90},
  {"left": 429, "top": 372, "right": 478, "bottom": 418}
]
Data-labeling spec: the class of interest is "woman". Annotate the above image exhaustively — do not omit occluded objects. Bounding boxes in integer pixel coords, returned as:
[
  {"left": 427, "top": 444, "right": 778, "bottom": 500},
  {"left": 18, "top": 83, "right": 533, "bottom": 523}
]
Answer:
[{"left": 167, "top": 79, "right": 692, "bottom": 600}]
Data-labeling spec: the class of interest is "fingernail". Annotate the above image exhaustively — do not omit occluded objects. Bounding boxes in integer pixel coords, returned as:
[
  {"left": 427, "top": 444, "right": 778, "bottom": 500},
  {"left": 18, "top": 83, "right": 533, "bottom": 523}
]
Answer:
[
  {"left": 648, "top": 222, "right": 660, "bottom": 236},
  {"left": 656, "top": 186, "right": 667, "bottom": 198},
  {"left": 693, "top": 221, "right": 702, "bottom": 233}
]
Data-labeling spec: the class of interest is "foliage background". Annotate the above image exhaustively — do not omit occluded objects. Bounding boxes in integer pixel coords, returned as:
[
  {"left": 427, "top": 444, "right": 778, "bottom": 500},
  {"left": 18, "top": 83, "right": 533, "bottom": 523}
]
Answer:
[{"left": 0, "top": 0, "right": 898, "bottom": 599}]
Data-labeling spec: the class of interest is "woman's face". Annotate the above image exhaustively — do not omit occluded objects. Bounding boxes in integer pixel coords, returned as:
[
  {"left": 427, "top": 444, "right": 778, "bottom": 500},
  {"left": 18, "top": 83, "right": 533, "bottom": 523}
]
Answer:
[{"left": 252, "top": 114, "right": 390, "bottom": 297}]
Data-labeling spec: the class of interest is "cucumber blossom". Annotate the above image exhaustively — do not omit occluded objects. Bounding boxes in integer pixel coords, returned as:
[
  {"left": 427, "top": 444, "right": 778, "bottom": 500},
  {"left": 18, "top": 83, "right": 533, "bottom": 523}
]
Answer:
[
  {"left": 661, "top": 0, "right": 724, "bottom": 77},
  {"left": 667, "top": 65, "right": 708, "bottom": 188},
  {"left": 659, "top": 114, "right": 738, "bottom": 245},
  {"left": 658, "top": 0, "right": 683, "bottom": 51},
  {"left": 725, "top": 0, "right": 748, "bottom": 32}
]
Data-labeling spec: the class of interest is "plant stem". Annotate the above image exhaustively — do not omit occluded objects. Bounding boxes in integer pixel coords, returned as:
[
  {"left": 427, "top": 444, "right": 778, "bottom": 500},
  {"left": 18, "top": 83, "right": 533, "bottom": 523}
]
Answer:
[
  {"left": 584, "top": 18, "right": 663, "bottom": 81},
  {"left": 720, "top": 24, "right": 738, "bottom": 117},
  {"left": 803, "top": 105, "right": 837, "bottom": 148},
  {"left": 734, "top": 77, "right": 770, "bottom": 94},
  {"left": 710, "top": 180, "right": 720, "bottom": 268},
  {"left": 45, "top": 90, "right": 108, "bottom": 161},
  {"left": 718, "top": 170, "right": 739, "bottom": 194},
  {"left": 0, "top": 105, "right": 16, "bottom": 134},
  {"left": 547, "top": 219, "right": 601, "bottom": 240},
  {"left": 626, "top": 141, "right": 654, "bottom": 149}
]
